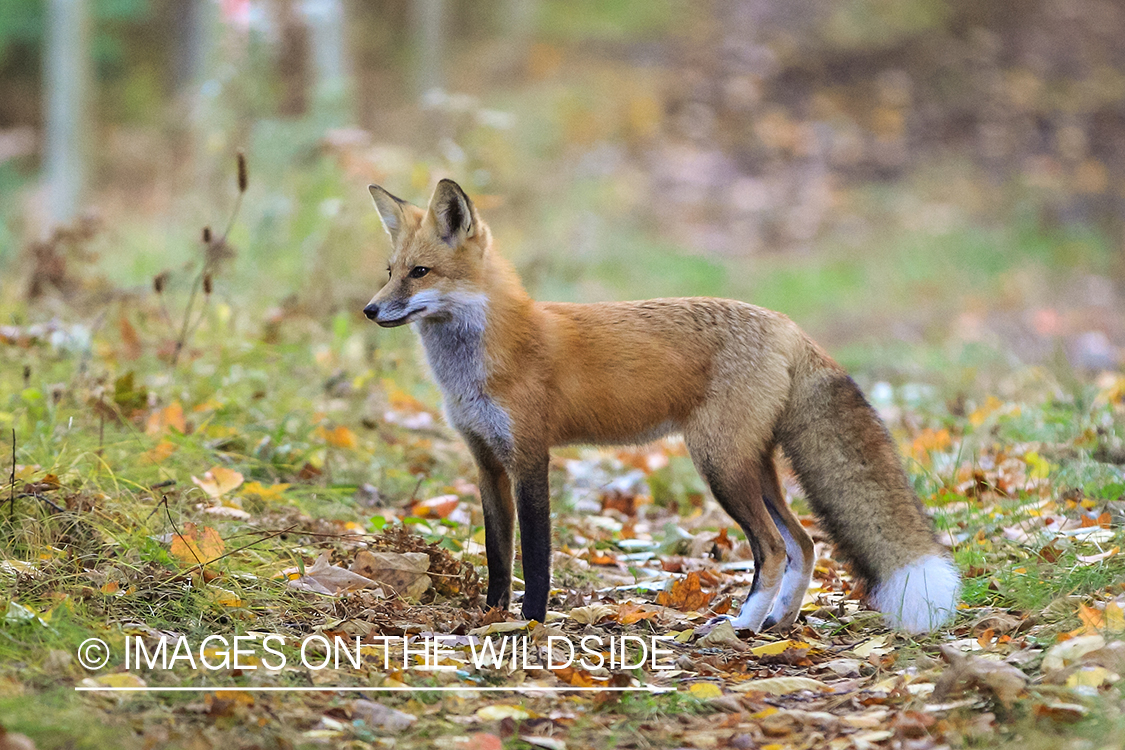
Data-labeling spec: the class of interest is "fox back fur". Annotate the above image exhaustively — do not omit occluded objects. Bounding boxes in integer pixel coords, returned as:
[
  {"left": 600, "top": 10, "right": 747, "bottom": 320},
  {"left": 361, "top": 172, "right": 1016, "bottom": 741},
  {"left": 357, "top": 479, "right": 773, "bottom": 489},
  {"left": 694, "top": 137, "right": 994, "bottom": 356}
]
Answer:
[{"left": 363, "top": 179, "right": 960, "bottom": 635}]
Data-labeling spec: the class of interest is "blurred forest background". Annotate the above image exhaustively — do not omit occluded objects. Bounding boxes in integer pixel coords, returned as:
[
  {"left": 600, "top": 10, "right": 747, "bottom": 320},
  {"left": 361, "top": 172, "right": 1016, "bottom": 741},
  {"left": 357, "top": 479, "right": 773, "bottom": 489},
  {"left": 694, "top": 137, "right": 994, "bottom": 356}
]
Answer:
[{"left": 2, "top": 0, "right": 1125, "bottom": 382}]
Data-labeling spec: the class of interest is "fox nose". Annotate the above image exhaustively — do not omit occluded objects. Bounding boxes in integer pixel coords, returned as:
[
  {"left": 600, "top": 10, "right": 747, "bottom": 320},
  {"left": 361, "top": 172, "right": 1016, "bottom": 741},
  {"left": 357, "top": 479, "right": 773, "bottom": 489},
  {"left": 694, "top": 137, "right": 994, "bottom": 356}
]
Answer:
[{"left": 362, "top": 303, "right": 379, "bottom": 321}]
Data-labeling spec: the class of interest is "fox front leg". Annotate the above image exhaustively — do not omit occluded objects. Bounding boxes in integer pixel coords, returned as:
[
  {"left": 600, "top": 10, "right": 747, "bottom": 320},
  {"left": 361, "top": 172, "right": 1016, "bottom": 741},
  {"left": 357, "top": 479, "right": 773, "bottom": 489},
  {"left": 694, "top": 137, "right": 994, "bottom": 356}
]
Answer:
[
  {"left": 511, "top": 452, "right": 552, "bottom": 623},
  {"left": 465, "top": 433, "right": 516, "bottom": 611}
]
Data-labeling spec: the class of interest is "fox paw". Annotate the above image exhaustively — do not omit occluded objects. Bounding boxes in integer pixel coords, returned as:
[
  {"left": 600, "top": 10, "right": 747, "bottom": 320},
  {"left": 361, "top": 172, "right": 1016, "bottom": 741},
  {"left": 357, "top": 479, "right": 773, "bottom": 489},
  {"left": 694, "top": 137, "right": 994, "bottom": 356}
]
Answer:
[{"left": 703, "top": 614, "right": 757, "bottom": 633}]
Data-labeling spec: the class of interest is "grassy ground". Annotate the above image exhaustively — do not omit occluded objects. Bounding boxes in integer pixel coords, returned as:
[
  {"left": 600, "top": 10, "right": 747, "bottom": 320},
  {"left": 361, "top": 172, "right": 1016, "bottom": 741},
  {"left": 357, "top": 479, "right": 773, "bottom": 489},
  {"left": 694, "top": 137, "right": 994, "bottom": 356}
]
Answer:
[{"left": 0, "top": 148, "right": 1123, "bottom": 748}]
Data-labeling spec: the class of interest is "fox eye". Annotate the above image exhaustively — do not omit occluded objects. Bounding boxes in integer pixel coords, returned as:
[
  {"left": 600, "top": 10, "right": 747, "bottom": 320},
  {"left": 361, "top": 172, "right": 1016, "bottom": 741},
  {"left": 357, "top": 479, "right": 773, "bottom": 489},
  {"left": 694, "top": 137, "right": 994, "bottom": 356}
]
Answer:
[{"left": 409, "top": 266, "right": 430, "bottom": 279}]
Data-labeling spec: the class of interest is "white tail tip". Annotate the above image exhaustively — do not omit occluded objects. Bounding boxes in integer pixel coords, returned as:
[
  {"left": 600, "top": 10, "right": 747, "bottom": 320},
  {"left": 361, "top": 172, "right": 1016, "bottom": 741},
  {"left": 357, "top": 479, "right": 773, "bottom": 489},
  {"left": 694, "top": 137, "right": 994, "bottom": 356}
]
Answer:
[{"left": 869, "top": 554, "right": 960, "bottom": 634}]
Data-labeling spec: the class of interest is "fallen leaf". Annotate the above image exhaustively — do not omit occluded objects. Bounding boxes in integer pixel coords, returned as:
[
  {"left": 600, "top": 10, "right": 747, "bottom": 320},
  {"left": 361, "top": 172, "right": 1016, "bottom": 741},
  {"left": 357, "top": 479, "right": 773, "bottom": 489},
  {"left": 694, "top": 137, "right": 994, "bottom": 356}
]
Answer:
[
  {"left": 286, "top": 552, "right": 381, "bottom": 595},
  {"left": 823, "top": 658, "right": 862, "bottom": 677},
  {"left": 349, "top": 550, "right": 431, "bottom": 600},
  {"left": 1042, "top": 634, "right": 1106, "bottom": 673},
  {"left": 698, "top": 620, "right": 748, "bottom": 650},
  {"left": 751, "top": 639, "right": 809, "bottom": 657},
  {"left": 1076, "top": 546, "right": 1119, "bottom": 564},
  {"left": 1033, "top": 700, "right": 1088, "bottom": 722},
  {"left": 852, "top": 635, "right": 892, "bottom": 658},
  {"left": 469, "top": 621, "right": 531, "bottom": 637},
  {"left": 145, "top": 401, "right": 186, "bottom": 436},
  {"left": 615, "top": 601, "right": 659, "bottom": 625},
  {"left": 82, "top": 673, "right": 146, "bottom": 689},
  {"left": 315, "top": 424, "right": 357, "bottom": 449},
  {"left": 475, "top": 704, "right": 531, "bottom": 721},
  {"left": 568, "top": 604, "right": 615, "bottom": 625},
  {"left": 170, "top": 523, "right": 226, "bottom": 567},
  {"left": 241, "top": 482, "right": 291, "bottom": 502},
  {"left": 350, "top": 699, "right": 416, "bottom": 733},
  {"left": 463, "top": 735, "right": 503, "bottom": 750},
  {"left": 412, "top": 494, "right": 460, "bottom": 519},
  {"left": 730, "top": 676, "right": 829, "bottom": 695},
  {"left": 191, "top": 467, "right": 244, "bottom": 499},
  {"left": 521, "top": 736, "right": 566, "bottom": 750},
  {"left": 143, "top": 440, "right": 177, "bottom": 464},
  {"left": 1065, "top": 666, "right": 1119, "bottom": 688},
  {"left": 689, "top": 682, "right": 723, "bottom": 699},
  {"left": 656, "top": 572, "right": 714, "bottom": 612},
  {"left": 936, "top": 645, "right": 1028, "bottom": 707}
]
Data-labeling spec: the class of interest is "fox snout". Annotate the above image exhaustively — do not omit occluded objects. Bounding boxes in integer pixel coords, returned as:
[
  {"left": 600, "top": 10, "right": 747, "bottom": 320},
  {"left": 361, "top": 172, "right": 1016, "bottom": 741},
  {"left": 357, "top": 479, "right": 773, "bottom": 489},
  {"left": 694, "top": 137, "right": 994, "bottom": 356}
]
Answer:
[{"left": 361, "top": 298, "right": 418, "bottom": 328}]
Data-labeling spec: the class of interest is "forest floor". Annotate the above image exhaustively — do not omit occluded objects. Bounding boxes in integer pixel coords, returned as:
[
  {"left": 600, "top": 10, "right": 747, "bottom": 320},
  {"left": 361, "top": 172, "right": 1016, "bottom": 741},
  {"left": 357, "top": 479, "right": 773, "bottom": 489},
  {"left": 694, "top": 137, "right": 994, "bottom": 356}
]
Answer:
[{"left": 0, "top": 244, "right": 1124, "bottom": 750}]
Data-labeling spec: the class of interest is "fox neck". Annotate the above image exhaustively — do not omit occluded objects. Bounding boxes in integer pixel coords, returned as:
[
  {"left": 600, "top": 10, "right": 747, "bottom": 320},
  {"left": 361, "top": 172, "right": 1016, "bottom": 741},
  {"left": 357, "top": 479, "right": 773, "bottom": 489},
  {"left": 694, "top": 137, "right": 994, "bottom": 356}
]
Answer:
[{"left": 413, "top": 249, "right": 528, "bottom": 454}]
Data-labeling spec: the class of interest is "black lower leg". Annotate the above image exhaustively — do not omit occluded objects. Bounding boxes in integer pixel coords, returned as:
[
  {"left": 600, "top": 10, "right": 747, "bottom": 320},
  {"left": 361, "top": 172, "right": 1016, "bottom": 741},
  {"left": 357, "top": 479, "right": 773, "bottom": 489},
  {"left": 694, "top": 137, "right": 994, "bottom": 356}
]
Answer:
[{"left": 514, "top": 458, "right": 551, "bottom": 622}]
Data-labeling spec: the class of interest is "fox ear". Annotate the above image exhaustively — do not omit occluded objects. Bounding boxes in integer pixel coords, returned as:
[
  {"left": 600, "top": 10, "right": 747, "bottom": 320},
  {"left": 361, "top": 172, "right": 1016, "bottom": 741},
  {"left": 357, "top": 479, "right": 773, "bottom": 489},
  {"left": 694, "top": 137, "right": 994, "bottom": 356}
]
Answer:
[
  {"left": 369, "top": 185, "right": 410, "bottom": 243},
  {"left": 426, "top": 179, "right": 476, "bottom": 247}
]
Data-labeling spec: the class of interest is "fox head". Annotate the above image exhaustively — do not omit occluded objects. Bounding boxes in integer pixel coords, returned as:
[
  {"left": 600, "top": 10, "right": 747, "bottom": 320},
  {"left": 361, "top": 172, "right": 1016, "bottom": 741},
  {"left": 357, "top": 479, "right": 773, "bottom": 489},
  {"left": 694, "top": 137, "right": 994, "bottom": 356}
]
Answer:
[{"left": 363, "top": 179, "right": 489, "bottom": 328}]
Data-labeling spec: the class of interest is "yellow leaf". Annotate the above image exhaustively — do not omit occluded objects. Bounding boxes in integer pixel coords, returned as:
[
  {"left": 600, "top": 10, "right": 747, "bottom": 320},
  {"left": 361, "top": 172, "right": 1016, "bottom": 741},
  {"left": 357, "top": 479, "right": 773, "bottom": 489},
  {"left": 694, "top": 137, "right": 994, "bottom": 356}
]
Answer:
[
  {"left": 241, "top": 482, "right": 291, "bottom": 502},
  {"left": 853, "top": 635, "right": 893, "bottom": 658},
  {"left": 750, "top": 639, "right": 809, "bottom": 657},
  {"left": 192, "top": 398, "right": 224, "bottom": 413},
  {"left": 969, "top": 396, "right": 1004, "bottom": 427},
  {"left": 209, "top": 586, "right": 242, "bottom": 607},
  {"left": 89, "top": 673, "right": 146, "bottom": 689},
  {"left": 689, "top": 682, "right": 723, "bottom": 699},
  {"left": 192, "top": 466, "right": 244, "bottom": 499},
  {"left": 1066, "top": 666, "right": 1117, "bottom": 689},
  {"left": 730, "top": 676, "right": 828, "bottom": 695},
  {"left": 170, "top": 523, "right": 226, "bottom": 566},
  {"left": 1106, "top": 602, "right": 1125, "bottom": 633},
  {"left": 1024, "top": 451, "right": 1052, "bottom": 480}
]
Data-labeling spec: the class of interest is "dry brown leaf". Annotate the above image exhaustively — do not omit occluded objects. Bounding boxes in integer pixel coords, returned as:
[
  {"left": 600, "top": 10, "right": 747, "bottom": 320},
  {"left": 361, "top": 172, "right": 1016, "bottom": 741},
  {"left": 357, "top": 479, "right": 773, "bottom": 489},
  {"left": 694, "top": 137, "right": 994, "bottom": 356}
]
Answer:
[
  {"left": 936, "top": 645, "right": 1028, "bottom": 708},
  {"left": 349, "top": 550, "right": 431, "bottom": 600},
  {"left": 568, "top": 604, "right": 615, "bottom": 625},
  {"left": 286, "top": 552, "right": 381, "bottom": 595}
]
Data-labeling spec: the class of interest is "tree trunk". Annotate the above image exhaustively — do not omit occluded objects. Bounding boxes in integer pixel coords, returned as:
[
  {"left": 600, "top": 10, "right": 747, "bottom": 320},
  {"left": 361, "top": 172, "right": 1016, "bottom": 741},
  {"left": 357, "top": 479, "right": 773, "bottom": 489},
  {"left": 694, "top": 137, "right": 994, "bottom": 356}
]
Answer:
[
  {"left": 411, "top": 0, "right": 445, "bottom": 97},
  {"left": 43, "top": 0, "right": 90, "bottom": 228},
  {"left": 301, "top": 0, "right": 352, "bottom": 126}
]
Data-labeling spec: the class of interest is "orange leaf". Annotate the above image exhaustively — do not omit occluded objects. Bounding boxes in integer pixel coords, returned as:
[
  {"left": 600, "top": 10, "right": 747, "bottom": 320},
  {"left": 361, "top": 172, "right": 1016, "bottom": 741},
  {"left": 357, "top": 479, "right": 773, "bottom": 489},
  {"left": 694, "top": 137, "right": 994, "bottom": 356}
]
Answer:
[
  {"left": 615, "top": 601, "right": 659, "bottom": 625},
  {"left": 589, "top": 551, "right": 618, "bottom": 566},
  {"left": 146, "top": 401, "right": 186, "bottom": 436},
  {"left": 315, "top": 424, "right": 357, "bottom": 449},
  {"left": 170, "top": 523, "right": 226, "bottom": 566},
  {"left": 413, "top": 494, "right": 460, "bottom": 519},
  {"left": 119, "top": 314, "right": 141, "bottom": 360},
  {"left": 143, "top": 440, "right": 177, "bottom": 464},
  {"left": 656, "top": 572, "right": 714, "bottom": 612},
  {"left": 552, "top": 667, "right": 602, "bottom": 687}
]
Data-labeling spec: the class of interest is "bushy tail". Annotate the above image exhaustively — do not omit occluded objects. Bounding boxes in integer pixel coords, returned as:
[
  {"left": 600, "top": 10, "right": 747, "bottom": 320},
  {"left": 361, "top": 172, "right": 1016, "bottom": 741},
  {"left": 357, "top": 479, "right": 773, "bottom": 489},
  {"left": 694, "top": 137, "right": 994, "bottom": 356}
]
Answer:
[{"left": 775, "top": 341, "right": 959, "bottom": 634}]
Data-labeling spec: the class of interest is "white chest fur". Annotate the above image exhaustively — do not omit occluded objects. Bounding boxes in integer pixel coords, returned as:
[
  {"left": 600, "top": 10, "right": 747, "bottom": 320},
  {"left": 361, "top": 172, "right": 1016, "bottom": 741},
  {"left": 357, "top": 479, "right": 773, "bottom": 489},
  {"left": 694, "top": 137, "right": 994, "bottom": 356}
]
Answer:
[{"left": 415, "top": 294, "right": 514, "bottom": 456}]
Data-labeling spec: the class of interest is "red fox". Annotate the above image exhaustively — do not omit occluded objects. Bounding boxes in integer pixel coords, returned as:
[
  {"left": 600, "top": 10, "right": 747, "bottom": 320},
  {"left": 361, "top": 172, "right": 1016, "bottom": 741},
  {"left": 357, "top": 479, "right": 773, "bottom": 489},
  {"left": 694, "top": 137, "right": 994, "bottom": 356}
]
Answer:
[{"left": 362, "top": 179, "right": 960, "bottom": 635}]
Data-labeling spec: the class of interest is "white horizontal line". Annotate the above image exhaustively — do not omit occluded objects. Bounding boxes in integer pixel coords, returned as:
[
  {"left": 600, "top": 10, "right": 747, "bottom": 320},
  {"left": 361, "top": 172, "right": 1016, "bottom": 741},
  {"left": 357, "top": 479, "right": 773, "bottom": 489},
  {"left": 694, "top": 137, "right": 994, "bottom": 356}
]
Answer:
[{"left": 75, "top": 685, "right": 673, "bottom": 693}]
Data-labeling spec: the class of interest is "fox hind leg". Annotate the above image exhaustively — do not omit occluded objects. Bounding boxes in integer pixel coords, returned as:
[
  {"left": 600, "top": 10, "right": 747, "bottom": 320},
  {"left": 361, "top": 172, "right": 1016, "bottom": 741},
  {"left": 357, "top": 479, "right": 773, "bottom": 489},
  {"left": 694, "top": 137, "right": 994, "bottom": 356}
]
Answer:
[
  {"left": 760, "top": 457, "right": 815, "bottom": 631},
  {"left": 689, "top": 445, "right": 787, "bottom": 632}
]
